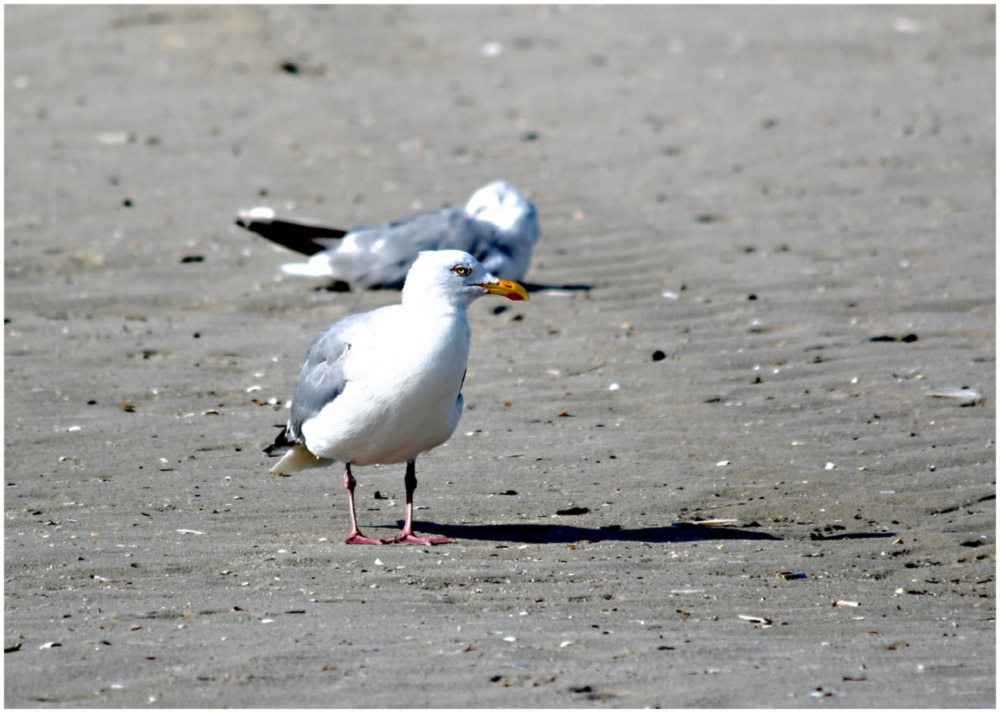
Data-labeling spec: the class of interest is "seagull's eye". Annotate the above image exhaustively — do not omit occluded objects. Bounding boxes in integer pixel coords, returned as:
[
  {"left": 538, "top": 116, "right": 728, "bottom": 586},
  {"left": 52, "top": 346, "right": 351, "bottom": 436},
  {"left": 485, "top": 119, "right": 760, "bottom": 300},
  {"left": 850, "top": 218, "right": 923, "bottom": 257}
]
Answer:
[{"left": 452, "top": 265, "right": 472, "bottom": 277}]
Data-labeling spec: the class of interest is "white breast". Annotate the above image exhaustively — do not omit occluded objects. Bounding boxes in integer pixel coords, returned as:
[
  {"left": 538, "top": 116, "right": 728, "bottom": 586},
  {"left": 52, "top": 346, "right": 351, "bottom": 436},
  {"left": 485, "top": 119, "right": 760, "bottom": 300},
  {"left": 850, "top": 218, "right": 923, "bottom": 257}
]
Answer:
[{"left": 301, "top": 306, "right": 471, "bottom": 466}]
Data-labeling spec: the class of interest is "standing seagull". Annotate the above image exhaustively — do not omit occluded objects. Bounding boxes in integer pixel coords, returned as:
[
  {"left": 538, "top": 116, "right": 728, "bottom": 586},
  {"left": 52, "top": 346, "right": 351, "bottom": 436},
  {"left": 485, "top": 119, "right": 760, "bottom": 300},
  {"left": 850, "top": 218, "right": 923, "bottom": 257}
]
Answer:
[
  {"left": 237, "top": 180, "right": 540, "bottom": 290},
  {"left": 266, "top": 250, "right": 528, "bottom": 545}
]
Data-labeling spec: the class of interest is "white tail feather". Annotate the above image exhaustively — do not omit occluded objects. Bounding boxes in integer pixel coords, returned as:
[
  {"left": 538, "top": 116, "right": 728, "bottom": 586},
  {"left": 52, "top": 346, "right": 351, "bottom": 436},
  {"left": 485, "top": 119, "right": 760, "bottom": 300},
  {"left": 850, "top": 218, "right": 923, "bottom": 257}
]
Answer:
[
  {"left": 269, "top": 443, "right": 332, "bottom": 475},
  {"left": 280, "top": 255, "right": 333, "bottom": 277}
]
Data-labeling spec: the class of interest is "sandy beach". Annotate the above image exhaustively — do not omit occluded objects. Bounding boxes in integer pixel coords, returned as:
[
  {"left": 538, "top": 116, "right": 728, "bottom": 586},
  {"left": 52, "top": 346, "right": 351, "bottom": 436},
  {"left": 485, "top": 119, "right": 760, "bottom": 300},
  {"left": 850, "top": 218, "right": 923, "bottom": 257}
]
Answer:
[{"left": 4, "top": 5, "right": 995, "bottom": 707}]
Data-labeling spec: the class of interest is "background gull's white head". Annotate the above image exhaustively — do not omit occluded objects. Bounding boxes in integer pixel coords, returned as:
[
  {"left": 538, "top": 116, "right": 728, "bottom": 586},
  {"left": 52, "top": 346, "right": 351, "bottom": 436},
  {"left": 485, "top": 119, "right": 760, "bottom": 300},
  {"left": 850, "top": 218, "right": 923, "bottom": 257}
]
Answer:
[
  {"left": 463, "top": 181, "right": 540, "bottom": 281},
  {"left": 464, "top": 180, "right": 538, "bottom": 234}
]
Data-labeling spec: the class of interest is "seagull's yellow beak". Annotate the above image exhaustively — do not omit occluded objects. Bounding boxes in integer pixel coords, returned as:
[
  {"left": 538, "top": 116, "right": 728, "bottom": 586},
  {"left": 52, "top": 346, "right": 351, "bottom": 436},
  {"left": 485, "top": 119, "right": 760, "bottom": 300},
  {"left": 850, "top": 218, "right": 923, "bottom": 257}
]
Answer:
[{"left": 478, "top": 279, "right": 529, "bottom": 301}]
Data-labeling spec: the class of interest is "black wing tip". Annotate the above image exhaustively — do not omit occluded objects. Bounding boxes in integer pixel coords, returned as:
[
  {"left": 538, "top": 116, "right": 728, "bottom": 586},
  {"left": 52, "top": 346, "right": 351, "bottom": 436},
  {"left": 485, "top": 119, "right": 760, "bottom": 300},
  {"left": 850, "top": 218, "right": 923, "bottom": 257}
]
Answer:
[
  {"left": 263, "top": 426, "right": 296, "bottom": 457},
  {"left": 236, "top": 216, "right": 348, "bottom": 256}
]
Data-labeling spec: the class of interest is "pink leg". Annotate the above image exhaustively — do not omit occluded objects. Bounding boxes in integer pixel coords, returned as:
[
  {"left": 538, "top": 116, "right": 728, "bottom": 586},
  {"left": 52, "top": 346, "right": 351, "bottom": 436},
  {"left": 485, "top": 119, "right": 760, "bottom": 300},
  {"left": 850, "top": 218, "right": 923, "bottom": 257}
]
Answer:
[
  {"left": 342, "top": 464, "right": 385, "bottom": 545},
  {"left": 391, "top": 459, "right": 453, "bottom": 545}
]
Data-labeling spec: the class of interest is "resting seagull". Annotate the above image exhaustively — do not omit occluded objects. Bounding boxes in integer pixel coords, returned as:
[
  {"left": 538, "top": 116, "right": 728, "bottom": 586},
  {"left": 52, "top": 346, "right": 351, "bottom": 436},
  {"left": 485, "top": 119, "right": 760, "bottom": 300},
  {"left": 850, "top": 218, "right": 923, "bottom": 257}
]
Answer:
[
  {"left": 237, "top": 180, "right": 540, "bottom": 290},
  {"left": 266, "top": 249, "right": 528, "bottom": 545}
]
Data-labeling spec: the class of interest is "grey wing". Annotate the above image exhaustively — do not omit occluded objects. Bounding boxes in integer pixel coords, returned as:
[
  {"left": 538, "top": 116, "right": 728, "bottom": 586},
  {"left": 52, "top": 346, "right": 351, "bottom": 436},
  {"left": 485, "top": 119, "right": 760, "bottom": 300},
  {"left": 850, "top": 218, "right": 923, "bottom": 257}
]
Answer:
[
  {"left": 326, "top": 207, "right": 475, "bottom": 289},
  {"left": 286, "top": 317, "right": 360, "bottom": 441},
  {"left": 367, "top": 208, "right": 538, "bottom": 280}
]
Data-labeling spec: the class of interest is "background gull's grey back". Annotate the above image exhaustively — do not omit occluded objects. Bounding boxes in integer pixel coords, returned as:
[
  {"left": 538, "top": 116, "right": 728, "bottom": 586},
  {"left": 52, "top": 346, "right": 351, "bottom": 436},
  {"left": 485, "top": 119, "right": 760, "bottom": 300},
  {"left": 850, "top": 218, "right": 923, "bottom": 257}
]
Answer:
[{"left": 4, "top": 5, "right": 995, "bottom": 707}]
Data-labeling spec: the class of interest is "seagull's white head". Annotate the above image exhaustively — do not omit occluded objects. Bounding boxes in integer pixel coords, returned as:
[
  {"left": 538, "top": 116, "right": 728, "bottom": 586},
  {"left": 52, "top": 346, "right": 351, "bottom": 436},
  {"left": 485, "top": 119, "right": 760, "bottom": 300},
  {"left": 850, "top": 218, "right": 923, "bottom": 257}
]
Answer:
[
  {"left": 402, "top": 250, "right": 528, "bottom": 310},
  {"left": 464, "top": 180, "right": 538, "bottom": 236}
]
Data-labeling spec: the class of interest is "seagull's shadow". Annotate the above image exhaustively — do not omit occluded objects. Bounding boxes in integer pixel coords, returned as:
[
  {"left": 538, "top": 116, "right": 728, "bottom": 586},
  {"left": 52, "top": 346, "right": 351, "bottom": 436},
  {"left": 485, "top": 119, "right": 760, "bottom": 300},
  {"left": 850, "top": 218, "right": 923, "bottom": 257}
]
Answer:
[
  {"left": 410, "top": 521, "right": 781, "bottom": 544},
  {"left": 523, "top": 282, "right": 593, "bottom": 293}
]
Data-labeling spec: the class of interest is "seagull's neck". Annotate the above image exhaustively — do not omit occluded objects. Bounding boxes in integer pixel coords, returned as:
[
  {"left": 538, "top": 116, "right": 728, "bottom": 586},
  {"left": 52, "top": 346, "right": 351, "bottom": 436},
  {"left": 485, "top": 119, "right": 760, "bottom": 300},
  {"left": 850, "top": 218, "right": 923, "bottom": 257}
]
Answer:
[{"left": 400, "top": 294, "right": 472, "bottom": 320}]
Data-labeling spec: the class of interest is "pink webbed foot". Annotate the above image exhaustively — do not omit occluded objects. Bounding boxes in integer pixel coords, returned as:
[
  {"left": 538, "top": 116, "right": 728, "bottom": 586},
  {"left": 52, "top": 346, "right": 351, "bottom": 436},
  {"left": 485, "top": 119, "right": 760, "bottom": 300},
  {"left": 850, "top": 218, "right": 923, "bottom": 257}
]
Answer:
[
  {"left": 344, "top": 531, "right": 389, "bottom": 545},
  {"left": 391, "top": 533, "right": 454, "bottom": 546}
]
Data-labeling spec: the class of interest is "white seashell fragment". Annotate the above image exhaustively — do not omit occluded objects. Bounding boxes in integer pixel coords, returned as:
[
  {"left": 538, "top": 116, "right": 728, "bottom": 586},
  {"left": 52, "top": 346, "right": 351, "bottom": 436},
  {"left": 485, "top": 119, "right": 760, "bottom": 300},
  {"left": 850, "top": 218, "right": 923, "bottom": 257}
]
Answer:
[
  {"left": 244, "top": 206, "right": 276, "bottom": 221},
  {"left": 682, "top": 518, "right": 738, "bottom": 528},
  {"left": 925, "top": 387, "right": 982, "bottom": 406},
  {"left": 739, "top": 614, "right": 773, "bottom": 626}
]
